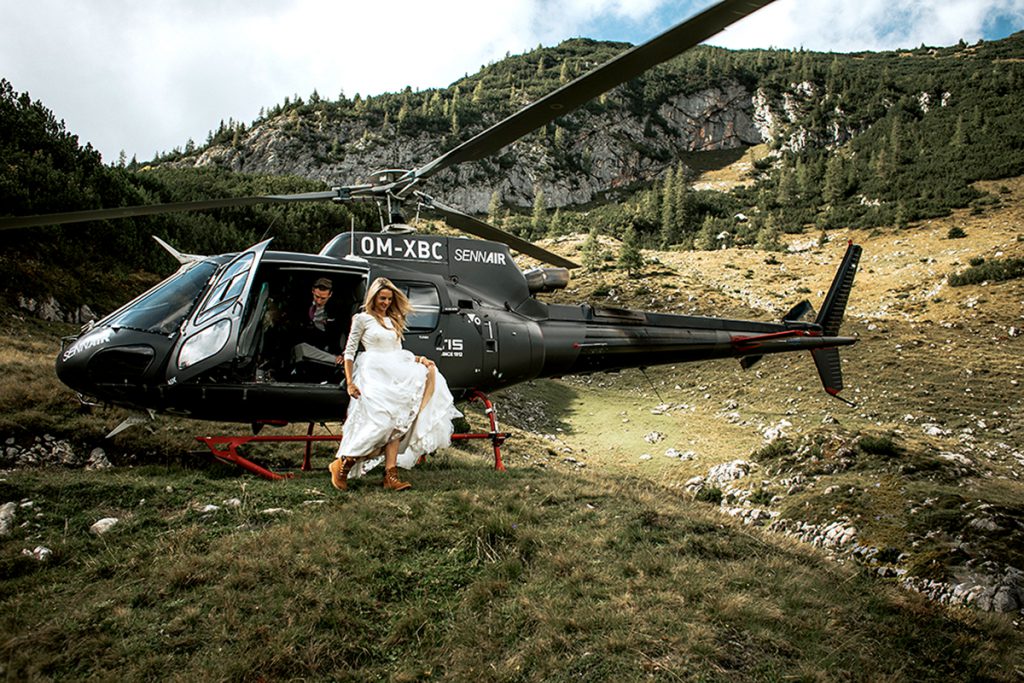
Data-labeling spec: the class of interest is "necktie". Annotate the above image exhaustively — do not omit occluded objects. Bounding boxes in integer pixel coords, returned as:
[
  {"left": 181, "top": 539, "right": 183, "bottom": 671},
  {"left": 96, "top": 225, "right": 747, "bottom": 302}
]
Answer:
[{"left": 311, "top": 304, "right": 326, "bottom": 331}]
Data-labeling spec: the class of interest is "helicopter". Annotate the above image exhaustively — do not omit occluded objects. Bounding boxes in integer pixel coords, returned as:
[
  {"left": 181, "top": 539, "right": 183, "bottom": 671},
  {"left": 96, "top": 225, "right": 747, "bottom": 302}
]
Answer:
[{"left": 0, "top": 0, "right": 861, "bottom": 459}]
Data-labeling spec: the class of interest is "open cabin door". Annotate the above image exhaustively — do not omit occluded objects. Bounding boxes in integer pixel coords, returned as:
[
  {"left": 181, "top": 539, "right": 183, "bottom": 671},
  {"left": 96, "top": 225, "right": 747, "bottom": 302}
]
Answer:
[{"left": 167, "top": 239, "right": 271, "bottom": 385}]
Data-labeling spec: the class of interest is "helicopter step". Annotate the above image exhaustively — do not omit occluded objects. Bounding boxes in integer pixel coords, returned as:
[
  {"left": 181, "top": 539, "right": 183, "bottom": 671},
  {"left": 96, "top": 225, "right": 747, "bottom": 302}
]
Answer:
[{"left": 194, "top": 390, "right": 510, "bottom": 480}]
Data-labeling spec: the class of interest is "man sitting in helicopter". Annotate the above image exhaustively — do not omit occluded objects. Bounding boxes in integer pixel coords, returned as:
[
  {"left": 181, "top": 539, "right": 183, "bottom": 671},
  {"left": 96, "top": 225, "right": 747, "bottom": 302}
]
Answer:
[{"left": 284, "top": 277, "right": 349, "bottom": 382}]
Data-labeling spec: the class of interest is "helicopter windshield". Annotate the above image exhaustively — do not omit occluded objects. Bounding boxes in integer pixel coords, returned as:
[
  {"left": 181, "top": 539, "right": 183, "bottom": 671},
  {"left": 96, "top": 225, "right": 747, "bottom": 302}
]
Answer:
[{"left": 104, "top": 261, "right": 219, "bottom": 335}]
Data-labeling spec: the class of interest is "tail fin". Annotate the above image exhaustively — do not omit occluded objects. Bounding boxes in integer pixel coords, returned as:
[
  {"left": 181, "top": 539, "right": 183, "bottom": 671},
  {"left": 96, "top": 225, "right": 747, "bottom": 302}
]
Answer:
[
  {"left": 812, "top": 347, "right": 843, "bottom": 395},
  {"left": 813, "top": 242, "right": 861, "bottom": 402},
  {"left": 816, "top": 242, "right": 862, "bottom": 336}
]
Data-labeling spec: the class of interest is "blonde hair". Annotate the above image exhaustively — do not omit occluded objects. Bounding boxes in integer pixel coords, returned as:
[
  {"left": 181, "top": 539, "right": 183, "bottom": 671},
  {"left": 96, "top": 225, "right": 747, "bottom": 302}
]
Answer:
[{"left": 362, "top": 277, "right": 412, "bottom": 340}]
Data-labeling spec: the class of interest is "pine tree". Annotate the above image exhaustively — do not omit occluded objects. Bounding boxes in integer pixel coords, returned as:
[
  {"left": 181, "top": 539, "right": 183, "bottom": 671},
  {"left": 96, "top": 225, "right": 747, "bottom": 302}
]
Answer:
[
  {"left": 756, "top": 214, "right": 783, "bottom": 251},
  {"left": 548, "top": 208, "right": 564, "bottom": 236},
  {"left": 487, "top": 190, "right": 503, "bottom": 222},
  {"left": 951, "top": 114, "right": 967, "bottom": 148},
  {"left": 637, "top": 185, "right": 660, "bottom": 229},
  {"left": 659, "top": 166, "right": 677, "bottom": 246},
  {"left": 823, "top": 155, "right": 845, "bottom": 205},
  {"left": 397, "top": 101, "right": 410, "bottom": 130},
  {"left": 553, "top": 125, "right": 565, "bottom": 150},
  {"left": 559, "top": 61, "right": 571, "bottom": 85},
  {"left": 618, "top": 225, "right": 644, "bottom": 275},
  {"left": 531, "top": 188, "right": 547, "bottom": 237},
  {"left": 581, "top": 227, "right": 603, "bottom": 270},
  {"left": 675, "top": 163, "right": 696, "bottom": 244},
  {"left": 695, "top": 215, "right": 719, "bottom": 251}
]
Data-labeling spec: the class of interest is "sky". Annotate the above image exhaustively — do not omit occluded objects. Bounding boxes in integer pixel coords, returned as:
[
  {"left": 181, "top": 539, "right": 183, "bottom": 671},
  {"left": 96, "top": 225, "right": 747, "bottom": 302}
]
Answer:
[{"left": 2, "top": 0, "right": 1023, "bottom": 164}]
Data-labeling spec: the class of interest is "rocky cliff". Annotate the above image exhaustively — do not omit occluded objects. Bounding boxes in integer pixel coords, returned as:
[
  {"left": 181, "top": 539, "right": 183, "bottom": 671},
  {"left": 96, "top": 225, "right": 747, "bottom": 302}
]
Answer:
[{"left": 177, "top": 79, "right": 830, "bottom": 214}]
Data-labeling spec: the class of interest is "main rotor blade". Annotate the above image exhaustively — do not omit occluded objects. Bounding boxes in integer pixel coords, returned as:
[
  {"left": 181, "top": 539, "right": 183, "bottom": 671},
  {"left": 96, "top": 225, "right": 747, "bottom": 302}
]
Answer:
[
  {"left": 411, "top": 0, "right": 776, "bottom": 182},
  {"left": 0, "top": 190, "right": 343, "bottom": 231},
  {"left": 421, "top": 196, "right": 579, "bottom": 269}
]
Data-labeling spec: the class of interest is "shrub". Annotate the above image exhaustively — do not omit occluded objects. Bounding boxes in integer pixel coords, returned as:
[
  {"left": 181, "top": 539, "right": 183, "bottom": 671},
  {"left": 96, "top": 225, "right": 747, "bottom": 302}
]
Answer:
[
  {"left": 947, "top": 226, "right": 967, "bottom": 239},
  {"left": 857, "top": 433, "right": 902, "bottom": 458},
  {"left": 949, "top": 257, "right": 1024, "bottom": 286},
  {"left": 695, "top": 486, "right": 723, "bottom": 505},
  {"left": 753, "top": 439, "right": 792, "bottom": 461}
]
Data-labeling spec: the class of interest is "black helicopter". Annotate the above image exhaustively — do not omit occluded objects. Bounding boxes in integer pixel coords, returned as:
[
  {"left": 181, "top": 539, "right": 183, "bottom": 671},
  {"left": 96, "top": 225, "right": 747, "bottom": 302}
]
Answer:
[{"left": 1, "top": 0, "right": 861, "bottom": 431}]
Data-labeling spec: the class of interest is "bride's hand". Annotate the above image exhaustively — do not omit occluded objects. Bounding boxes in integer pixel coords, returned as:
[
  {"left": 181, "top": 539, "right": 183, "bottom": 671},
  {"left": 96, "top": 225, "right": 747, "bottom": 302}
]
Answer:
[{"left": 347, "top": 383, "right": 360, "bottom": 398}]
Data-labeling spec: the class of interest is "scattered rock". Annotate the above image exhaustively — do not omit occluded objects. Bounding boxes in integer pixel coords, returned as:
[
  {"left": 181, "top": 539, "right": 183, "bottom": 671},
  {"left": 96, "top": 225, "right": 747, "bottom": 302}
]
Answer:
[
  {"left": 21, "top": 546, "right": 52, "bottom": 562},
  {"left": 90, "top": 517, "right": 119, "bottom": 535},
  {"left": 86, "top": 448, "right": 113, "bottom": 470},
  {"left": 259, "top": 508, "right": 291, "bottom": 516},
  {"left": 706, "top": 460, "right": 753, "bottom": 486},
  {"left": 762, "top": 420, "right": 792, "bottom": 442},
  {"left": 0, "top": 438, "right": 82, "bottom": 468},
  {"left": 223, "top": 498, "right": 242, "bottom": 508},
  {"left": 937, "top": 452, "right": 972, "bottom": 467},
  {"left": 0, "top": 502, "right": 17, "bottom": 536},
  {"left": 643, "top": 431, "right": 664, "bottom": 444}
]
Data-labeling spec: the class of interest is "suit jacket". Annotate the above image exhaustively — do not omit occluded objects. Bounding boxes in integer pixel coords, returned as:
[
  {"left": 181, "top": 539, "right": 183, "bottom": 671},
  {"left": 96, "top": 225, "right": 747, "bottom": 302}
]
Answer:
[{"left": 297, "top": 304, "right": 345, "bottom": 354}]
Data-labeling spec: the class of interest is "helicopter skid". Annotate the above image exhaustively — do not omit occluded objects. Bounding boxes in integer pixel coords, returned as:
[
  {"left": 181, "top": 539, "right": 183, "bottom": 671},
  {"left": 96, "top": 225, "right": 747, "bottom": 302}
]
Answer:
[{"left": 194, "top": 390, "right": 509, "bottom": 480}]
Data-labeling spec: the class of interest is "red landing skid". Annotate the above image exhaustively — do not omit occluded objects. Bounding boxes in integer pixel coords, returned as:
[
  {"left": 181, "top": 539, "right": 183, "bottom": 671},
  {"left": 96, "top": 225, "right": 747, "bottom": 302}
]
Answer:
[{"left": 194, "top": 390, "right": 509, "bottom": 481}]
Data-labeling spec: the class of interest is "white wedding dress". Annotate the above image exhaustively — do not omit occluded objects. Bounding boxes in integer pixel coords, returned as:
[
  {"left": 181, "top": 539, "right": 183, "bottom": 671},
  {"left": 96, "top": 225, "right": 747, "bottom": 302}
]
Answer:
[{"left": 335, "top": 312, "right": 462, "bottom": 478}]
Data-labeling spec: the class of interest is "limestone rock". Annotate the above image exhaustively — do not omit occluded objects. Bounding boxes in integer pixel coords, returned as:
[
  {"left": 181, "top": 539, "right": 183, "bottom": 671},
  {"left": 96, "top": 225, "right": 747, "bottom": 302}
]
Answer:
[
  {"left": 90, "top": 517, "right": 119, "bottom": 535},
  {"left": 0, "top": 502, "right": 16, "bottom": 536},
  {"left": 86, "top": 448, "right": 113, "bottom": 470}
]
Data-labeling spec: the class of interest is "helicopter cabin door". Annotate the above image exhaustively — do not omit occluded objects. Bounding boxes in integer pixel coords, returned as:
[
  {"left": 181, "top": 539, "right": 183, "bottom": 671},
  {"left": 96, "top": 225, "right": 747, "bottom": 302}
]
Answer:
[{"left": 166, "top": 239, "right": 272, "bottom": 385}]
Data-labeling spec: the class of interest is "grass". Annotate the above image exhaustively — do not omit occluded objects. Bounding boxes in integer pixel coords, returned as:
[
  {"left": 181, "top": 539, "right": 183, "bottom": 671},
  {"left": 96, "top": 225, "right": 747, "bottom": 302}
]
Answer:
[{"left": 2, "top": 459, "right": 1021, "bottom": 681}]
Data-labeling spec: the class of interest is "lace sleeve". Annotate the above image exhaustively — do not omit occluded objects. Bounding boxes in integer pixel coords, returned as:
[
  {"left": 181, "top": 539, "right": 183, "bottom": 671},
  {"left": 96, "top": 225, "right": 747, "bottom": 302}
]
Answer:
[{"left": 343, "top": 313, "right": 366, "bottom": 361}]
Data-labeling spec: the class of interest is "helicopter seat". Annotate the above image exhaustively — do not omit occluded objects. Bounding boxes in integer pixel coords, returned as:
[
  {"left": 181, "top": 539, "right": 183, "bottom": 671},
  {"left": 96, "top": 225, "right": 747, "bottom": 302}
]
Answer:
[
  {"left": 235, "top": 283, "right": 271, "bottom": 379},
  {"left": 285, "top": 343, "right": 344, "bottom": 384}
]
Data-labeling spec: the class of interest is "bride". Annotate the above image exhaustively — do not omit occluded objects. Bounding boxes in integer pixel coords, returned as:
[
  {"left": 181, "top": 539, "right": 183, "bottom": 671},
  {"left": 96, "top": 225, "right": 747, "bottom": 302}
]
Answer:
[{"left": 329, "top": 277, "right": 462, "bottom": 491}]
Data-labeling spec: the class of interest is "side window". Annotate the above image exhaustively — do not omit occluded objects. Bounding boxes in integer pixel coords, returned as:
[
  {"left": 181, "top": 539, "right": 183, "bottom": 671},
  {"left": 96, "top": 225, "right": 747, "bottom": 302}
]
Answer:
[{"left": 400, "top": 284, "right": 441, "bottom": 332}]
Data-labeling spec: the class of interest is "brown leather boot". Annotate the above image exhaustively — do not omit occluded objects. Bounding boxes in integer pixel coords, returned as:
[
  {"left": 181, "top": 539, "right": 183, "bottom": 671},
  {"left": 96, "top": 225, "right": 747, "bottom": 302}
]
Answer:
[
  {"left": 382, "top": 466, "right": 412, "bottom": 491},
  {"left": 329, "top": 457, "right": 356, "bottom": 491}
]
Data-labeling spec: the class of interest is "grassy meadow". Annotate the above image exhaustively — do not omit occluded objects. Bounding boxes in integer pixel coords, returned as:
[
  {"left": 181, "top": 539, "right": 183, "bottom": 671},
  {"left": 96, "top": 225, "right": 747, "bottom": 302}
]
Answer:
[{"left": 2, "top": 455, "right": 1021, "bottom": 681}]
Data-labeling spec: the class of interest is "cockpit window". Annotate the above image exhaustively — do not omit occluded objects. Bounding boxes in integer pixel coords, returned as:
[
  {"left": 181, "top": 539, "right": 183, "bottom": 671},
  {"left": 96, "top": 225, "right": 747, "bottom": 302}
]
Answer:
[{"left": 105, "top": 261, "right": 218, "bottom": 335}]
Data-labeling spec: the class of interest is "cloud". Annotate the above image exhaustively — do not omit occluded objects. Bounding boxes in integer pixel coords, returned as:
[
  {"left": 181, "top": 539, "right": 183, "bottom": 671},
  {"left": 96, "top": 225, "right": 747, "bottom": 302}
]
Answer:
[
  {"left": 1, "top": 0, "right": 1020, "bottom": 162},
  {"left": 713, "top": 0, "right": 1024, "bottom": 51}
]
